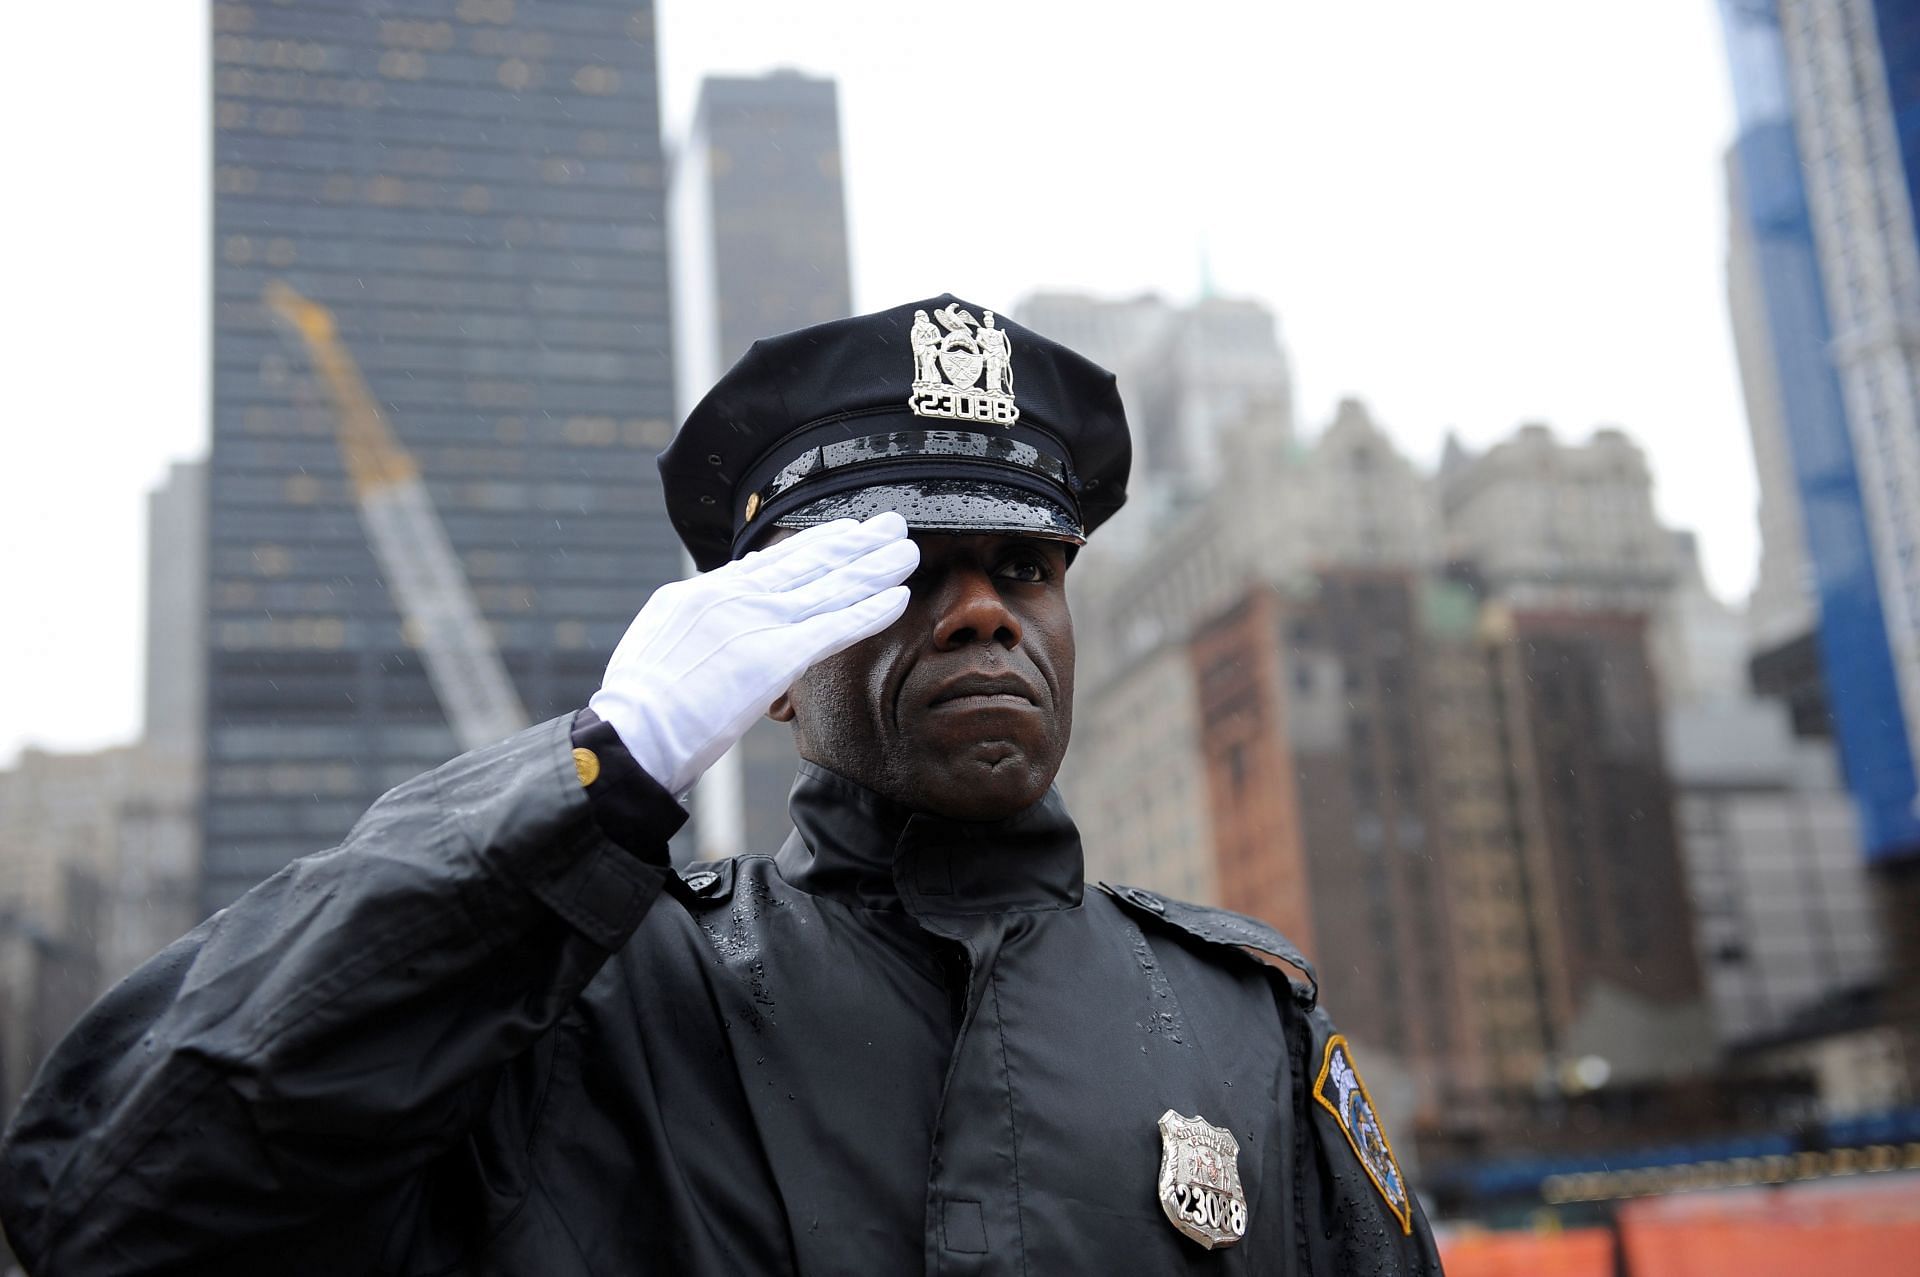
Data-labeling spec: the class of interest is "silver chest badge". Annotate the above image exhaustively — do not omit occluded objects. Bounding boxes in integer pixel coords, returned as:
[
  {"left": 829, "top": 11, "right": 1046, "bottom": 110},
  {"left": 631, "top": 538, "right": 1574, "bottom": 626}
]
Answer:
[
  {"left": 1156, "top": 1110, "right": 1248, "bottom": 1249},
  {"left": 909, "top": 303, "right": 1020, "bottom": 426}
]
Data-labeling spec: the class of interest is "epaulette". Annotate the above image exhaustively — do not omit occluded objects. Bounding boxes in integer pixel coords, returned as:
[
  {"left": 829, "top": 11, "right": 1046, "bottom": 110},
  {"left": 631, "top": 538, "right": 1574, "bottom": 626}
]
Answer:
[
  {"left": 666, "top": 856, "right": 737, "bottom": 905},
  {"left": 1097, "top": 882, "right": 1318, "bottom": 1009}
]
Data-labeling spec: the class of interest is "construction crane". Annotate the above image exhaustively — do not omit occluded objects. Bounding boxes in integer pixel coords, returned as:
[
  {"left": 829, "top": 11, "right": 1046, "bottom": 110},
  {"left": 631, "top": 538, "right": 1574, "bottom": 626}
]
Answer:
[{"left": 263, "top": 280, "right": 530, "bottom": 752}]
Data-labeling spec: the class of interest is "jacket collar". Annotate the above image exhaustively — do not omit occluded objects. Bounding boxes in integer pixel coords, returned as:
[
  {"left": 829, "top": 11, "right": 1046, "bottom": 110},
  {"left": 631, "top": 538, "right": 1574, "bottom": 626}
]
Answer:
[{"left": 774, "top": 761, "right": 1084, "bottom": 916}]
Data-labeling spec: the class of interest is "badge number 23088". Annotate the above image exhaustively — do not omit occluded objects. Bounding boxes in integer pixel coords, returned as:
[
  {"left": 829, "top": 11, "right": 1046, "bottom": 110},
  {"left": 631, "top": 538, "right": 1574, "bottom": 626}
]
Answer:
[
  {"left": 910, "top": 387, "right": 1019, "bottom": 424},
  {"left": 1169, "top": 1176, "right": 1247, "bottom": 1238},
  {"left": 1156, "top": 1110, "right": 1249, "bottom": 1250}
]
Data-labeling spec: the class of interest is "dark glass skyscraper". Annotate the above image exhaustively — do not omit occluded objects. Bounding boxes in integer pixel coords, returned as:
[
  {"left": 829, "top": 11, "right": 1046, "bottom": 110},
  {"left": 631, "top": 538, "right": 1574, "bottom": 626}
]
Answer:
[
  {"left": 681, "top": 72, "right": 853, "bottom": 364},
  {"left": 671, "top": 70, "right": 853, "bottom": 857},
  {"left": 204, "top": 0, "right": 678, "bottom": 911}
]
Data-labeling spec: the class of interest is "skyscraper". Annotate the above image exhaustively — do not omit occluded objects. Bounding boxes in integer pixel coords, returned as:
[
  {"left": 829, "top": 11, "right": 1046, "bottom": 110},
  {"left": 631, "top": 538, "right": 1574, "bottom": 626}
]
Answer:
[
  {"left": 1727, "top": 146, "right": 1820, "bottom": 649},
  {"left": 1716, "top": 0, "right": 1920, "bottom": 862},
  {"left": 122, "top": 462, "right": 206, "bottom": 980},
  {"left": 1777, "top": 0, "right": 1920, "bottom": 800},
  {"left": 669, "top": 69, "right": 853, "bottom": 857},
  {"left": 672, "top": 71, "right": 852, "bottom": 387},
  {"left": 204, "top": 1, "right": 679, "bottom": 911},
  {"left": 1771, "top": 0, "right": 1920, "bottom": 1087},
  {"left": 146, "top": 462, "right": 208, "bottom": 764}
]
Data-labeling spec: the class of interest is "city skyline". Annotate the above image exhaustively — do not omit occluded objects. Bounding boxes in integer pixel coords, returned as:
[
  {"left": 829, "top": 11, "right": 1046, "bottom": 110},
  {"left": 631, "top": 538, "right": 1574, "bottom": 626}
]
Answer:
[
  {"left": 4, "top": 4, "right": 1917, "bottom": 1237},
  {"left": 4, "top": 1, "right": 1751, "bottom": 766}
]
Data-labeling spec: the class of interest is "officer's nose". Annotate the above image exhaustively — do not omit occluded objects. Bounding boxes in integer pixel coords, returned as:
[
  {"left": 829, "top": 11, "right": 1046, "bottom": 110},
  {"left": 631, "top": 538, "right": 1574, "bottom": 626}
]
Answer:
[{"left": 931, "top": 568, "right": 1022, "bottom": 651}]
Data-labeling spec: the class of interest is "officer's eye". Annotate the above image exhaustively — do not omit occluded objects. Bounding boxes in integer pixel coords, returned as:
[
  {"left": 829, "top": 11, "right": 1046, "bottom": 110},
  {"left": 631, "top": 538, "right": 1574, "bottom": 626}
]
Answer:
[{"left": 995, "top": 554, "right": 1054, "bottom": 584}]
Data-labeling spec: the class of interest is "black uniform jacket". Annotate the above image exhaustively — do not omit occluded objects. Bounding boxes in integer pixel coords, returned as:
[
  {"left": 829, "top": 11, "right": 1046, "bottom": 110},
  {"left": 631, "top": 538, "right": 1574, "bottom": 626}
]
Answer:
[{"left": 1, "top": 716, "right": 1443, "bottom": 1275}]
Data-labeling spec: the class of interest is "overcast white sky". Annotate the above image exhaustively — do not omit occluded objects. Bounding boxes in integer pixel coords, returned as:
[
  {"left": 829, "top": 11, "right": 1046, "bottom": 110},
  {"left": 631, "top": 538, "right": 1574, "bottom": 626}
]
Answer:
[{"left": 0, "top": 1, "right": 1749, "bottom": 766}]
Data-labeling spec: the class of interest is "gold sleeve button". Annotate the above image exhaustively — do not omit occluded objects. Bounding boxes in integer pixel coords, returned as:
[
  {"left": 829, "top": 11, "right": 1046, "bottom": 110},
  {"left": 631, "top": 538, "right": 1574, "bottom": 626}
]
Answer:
[{"left": 572, "top": 746, "right": 601, "bottom": 787}]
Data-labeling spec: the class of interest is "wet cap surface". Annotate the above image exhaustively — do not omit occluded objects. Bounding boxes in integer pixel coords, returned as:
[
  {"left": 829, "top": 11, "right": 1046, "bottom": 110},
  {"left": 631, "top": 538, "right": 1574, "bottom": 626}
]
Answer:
[
  {"left": 769, "top": 480, "right": 1086, "bottom": 547},
  {"left": 659, "top": 294, "right": 1131, "bottom": 572}
]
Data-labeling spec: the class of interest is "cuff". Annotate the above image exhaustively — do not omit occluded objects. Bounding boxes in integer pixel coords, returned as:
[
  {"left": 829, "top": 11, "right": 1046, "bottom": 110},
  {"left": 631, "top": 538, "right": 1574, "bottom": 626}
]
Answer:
[{"left": 570, "top": 707, "right": 689, "bottom": 865}]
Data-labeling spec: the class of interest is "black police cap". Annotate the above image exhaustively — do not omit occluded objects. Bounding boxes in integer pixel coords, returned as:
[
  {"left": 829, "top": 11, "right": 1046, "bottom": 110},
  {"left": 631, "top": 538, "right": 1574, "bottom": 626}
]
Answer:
[{"left": 659, "top": 294, "right": 1131, "bottom": 572}]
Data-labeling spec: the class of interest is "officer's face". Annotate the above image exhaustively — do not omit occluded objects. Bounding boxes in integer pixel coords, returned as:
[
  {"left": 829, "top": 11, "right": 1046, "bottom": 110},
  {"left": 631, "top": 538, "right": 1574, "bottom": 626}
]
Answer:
[{"left": 770, "top": 531, "right": 1075, "bottom": 820}]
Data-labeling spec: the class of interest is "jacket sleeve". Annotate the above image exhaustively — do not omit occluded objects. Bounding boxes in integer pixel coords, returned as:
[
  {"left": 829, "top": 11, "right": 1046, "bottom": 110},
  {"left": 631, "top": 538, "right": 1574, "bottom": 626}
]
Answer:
[
  {"left": 0, "top": 713, "right": 685, "bottom": 1276},
  {"left": 1295, "top": 1005, "right": 1447, "bottom": 1275}
]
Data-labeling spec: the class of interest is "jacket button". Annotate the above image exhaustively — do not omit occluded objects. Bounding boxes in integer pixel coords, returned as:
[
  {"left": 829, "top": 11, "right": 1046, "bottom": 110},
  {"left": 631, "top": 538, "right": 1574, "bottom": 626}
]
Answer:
[
  {"left": 683, "top": 870, "right": 720, "bottom": 894},
  {"left": 1131, "top": 888, "right": 1165, "bottom": 914}
]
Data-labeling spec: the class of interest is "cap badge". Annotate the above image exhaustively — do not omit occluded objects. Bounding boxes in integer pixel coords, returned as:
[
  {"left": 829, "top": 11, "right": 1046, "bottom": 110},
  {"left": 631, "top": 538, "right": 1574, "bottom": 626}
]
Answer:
[
  {"left": 1312, "top": 1035, "right": 1412, "bottom": 1234},
  {"left": 1155, "top": 1110, "right": 1248, "bottom": 1249},
  {"left": 909, "top": 303, "right": 1019, "bottom": 426}
]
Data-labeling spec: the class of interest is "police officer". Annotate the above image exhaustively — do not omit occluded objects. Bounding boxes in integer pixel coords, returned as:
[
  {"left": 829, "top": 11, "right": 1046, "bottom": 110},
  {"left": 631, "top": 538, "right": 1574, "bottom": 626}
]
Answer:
[{"left": 0, "top": 297, "right": 1443, "bottom": 1275}]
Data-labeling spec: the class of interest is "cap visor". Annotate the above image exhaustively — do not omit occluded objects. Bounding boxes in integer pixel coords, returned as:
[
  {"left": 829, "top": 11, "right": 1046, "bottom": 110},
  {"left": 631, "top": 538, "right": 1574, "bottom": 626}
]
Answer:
[{"left": 772, "top": 478, "right": 1084, "bottom": 545}]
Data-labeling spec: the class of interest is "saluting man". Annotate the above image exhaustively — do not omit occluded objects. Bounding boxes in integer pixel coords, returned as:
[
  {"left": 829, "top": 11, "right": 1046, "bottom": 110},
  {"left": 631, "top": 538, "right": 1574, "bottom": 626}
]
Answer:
[{"left": 0, "top": 297, "right": 1443, "bottom": 1275}]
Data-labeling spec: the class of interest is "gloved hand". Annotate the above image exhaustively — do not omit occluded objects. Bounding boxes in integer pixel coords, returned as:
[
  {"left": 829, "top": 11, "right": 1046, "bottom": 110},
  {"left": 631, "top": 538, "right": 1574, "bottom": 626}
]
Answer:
[{"left": 589, "top": 512, "right": 918, "bottom": 796}]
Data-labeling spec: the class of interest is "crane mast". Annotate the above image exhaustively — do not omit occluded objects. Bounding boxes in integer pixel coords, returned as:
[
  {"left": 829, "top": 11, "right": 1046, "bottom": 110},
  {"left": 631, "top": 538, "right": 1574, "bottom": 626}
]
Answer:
[{"left": 263, "top": 280, "right": 530, "bottom": 752}]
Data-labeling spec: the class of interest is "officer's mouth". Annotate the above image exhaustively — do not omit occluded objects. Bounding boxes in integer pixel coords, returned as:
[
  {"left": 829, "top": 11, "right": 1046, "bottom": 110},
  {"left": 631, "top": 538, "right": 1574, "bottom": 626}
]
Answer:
[{"left": 926, "top": 671, "right": 1040, "bottom": 710}]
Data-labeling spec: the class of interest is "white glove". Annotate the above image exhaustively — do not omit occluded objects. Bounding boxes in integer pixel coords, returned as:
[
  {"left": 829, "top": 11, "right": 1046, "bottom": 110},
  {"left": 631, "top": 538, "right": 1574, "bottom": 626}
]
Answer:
[{"left": 589, "top": 512, "right": 918, "bottom": 796}]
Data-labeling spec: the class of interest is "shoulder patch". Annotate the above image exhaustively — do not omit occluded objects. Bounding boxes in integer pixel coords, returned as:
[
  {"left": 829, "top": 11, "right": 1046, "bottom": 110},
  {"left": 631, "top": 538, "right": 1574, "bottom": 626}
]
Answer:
[
  {"left": 1097, "top": 883, "right": 1317, "bottom": 1008},
  {"left": 1311, "top": 1034, "right": 1411, "bottom": 1235}
]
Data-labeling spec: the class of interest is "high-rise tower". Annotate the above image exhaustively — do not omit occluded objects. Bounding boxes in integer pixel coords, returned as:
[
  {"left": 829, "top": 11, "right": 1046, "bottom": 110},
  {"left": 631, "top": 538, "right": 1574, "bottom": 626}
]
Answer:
[
  {"left": 673, "top": 71, "right": 852, "bottom": 384},
  {"left": 204, "top": 1, "right": 679, "bottom": 910},
  {"left": 670, "top": 70, "right": 853, "bottom": 857},
  {"left": 1773, "top": 0, "right": 1920, "bottom": 853},
  {"left": 1716, "top": 0, "right": 1920, "bottom": 862}
]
